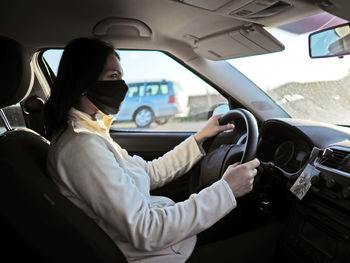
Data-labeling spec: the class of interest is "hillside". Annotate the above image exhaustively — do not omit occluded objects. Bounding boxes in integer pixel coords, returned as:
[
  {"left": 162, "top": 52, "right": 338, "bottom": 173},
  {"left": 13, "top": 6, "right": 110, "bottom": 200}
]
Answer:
[{"left": 267, "top": 73, "right": 350, "bottom": 124}]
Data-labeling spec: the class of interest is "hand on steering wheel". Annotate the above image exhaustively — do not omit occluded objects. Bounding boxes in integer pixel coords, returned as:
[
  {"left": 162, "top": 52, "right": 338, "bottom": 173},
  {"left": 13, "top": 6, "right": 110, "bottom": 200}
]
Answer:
[
  {"left": 190, "top": 108, "right": 259, "bottom": 193},
  {"left": 194, "top": 114, "right": 235, "bottom": 145},
  {"left": 218, "top": 108, "right": 259, "bottom": 164},
  {"left": 222, "top": 158, "right": 260, "bottom": 197}
]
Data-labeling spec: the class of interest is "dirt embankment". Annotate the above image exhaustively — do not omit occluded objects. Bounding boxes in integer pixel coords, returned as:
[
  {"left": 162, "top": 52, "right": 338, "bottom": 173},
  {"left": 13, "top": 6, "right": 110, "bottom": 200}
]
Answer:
[{"left": 267, "top": 73, "right": 350, "bottom": 124}]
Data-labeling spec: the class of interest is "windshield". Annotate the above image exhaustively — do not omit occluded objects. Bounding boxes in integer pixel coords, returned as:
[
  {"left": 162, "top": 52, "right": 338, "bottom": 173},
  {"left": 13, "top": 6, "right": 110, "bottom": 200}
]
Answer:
[{"left": 228, "top": 13, "right": 350, "bottom": 125}]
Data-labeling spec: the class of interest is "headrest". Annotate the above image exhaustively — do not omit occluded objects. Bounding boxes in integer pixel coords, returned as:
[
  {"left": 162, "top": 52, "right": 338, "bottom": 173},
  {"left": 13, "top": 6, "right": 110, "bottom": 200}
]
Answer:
[{"left": 0, "top": 36, "right": 34, "bottom": 108}]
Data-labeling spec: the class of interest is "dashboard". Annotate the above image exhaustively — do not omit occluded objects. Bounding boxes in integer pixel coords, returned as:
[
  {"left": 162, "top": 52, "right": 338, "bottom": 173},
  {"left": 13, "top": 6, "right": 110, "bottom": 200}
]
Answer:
[
  {"left": 257, "top": 118, "right": 350, "bottom": 263},
  {"left": 257, "top": 118, "right": 350, "bottom": 174},
  {"left": 272, "top": 140, "right": 310, "bottom": 172},
  {"left": 258, "top": 134, "right": 311, "bottom": 174}
]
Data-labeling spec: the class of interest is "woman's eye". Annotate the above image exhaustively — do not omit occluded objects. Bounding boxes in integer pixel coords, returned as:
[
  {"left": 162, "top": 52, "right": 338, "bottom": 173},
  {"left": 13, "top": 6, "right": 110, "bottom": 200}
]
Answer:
[{"left": 111, "top": 73, "right": 119, "bottom": 79}]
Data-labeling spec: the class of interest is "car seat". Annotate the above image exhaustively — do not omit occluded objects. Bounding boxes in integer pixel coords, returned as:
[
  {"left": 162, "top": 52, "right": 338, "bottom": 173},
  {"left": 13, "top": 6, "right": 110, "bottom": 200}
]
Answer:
[{"left": 0, "top": 36, "right": 127, "bottom": 262}]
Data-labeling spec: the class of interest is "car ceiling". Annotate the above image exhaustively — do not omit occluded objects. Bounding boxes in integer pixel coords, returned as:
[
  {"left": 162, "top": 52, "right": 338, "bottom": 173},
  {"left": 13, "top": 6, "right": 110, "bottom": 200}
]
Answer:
[{"left": 0, "top": 0, "right": 323, "bottom": 54}]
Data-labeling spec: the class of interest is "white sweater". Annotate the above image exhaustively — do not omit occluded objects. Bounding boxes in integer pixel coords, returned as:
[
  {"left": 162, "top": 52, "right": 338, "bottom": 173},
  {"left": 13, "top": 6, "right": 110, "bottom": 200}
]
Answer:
[{"left": 47, "top": 108, "right": 236, "bottom": 262}]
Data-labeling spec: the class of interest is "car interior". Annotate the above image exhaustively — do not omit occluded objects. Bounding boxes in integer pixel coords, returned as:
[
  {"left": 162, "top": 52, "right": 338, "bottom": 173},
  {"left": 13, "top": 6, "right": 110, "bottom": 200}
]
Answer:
[{"left": 1, "top": 0, "right": 350, "bottom": 262}]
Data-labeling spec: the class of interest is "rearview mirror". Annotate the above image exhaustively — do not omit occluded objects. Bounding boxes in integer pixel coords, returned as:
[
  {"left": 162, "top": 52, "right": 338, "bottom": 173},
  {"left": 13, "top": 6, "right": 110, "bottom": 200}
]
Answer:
[{"left": 309, "top": 22, "right": 350, "bottom": 58}]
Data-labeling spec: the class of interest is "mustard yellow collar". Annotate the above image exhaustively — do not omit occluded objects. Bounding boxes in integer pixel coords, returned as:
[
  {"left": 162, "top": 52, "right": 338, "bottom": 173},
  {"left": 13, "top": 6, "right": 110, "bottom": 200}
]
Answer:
[{"left": 68, "top": 108, "right": 115, "bottom": 134}]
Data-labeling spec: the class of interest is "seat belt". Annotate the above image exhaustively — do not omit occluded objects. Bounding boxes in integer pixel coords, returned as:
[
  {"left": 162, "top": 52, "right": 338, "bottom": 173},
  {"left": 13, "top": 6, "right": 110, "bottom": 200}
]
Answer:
[{"left": 0, "top": 108, "right": 12, "bottom": 131}]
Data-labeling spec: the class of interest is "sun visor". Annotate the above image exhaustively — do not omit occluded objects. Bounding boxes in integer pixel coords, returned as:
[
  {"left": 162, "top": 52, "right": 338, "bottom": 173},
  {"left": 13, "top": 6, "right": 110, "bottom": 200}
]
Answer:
[{"left": 193, "top": 24, "right": 284, "bottom": 60}]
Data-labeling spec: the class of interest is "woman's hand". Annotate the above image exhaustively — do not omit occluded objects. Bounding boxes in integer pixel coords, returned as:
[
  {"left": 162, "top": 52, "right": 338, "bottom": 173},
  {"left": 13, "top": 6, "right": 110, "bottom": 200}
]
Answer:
[
  {"left": 194, "top": 114, "right": 235, "bottom": 144},
  {"left": 222, "top": 158, "right": 260, "bottom": 197}
]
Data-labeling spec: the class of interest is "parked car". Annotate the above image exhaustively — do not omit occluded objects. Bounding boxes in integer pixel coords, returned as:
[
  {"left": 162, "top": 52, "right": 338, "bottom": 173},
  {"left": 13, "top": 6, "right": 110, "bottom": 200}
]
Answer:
[
  {"left": 115, "top": 80, "right": 189, "bottom": 127},
  {"left": 1, "top": 0, "right": 350, "bottom": 262}
]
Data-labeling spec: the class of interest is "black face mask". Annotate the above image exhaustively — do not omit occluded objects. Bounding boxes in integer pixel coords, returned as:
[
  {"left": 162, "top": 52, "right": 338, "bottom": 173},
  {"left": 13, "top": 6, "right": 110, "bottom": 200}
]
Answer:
[{"left": 86, "top": 80, "right": 128, "bottom": 115}]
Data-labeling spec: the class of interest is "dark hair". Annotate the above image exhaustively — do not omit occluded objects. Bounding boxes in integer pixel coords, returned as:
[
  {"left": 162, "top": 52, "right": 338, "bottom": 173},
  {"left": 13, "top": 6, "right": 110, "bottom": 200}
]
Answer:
[{"left": 44, "top": 37, "right": 118, "bottom": 140}]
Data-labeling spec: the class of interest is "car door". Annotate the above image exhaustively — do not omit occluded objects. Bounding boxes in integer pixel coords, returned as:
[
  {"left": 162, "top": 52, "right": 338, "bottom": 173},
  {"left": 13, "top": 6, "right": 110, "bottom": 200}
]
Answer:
[{"left": 111, "top": 129, "right": 193, "bottom": 161}]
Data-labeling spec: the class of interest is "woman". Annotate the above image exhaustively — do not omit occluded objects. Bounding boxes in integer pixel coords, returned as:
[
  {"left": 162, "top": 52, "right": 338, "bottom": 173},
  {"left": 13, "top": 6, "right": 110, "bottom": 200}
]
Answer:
[{"left": 45, "top": 37, "right": 261, "bottom": 263}]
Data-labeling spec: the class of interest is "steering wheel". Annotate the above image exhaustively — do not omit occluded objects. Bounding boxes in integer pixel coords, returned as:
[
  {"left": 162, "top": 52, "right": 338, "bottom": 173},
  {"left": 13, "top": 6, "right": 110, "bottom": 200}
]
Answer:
[
  {"left": 218, "top": 108, "right": 259, "bottom": 164},
  {"left": 190, "top": 108, "right": 259, "bottom": 193}
]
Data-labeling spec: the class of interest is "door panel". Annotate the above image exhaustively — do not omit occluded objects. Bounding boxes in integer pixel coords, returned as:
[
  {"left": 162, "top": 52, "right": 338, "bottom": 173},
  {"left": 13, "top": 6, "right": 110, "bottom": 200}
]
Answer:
[{"left": 109, "top": 130, "right": 194, "bottom": 160}]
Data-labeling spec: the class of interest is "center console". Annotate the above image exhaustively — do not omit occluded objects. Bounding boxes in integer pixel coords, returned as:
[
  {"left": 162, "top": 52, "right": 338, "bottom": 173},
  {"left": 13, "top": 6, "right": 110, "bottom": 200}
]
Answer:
[{"left": 281, "top": 146, "right": 350, "bottom": 263}]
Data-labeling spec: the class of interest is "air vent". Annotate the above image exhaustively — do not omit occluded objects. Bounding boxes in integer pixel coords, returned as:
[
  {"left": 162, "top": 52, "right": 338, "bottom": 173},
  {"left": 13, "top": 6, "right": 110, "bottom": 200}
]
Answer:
[{"left": 322, "top": 147, "right": 350, "bottom": 169}]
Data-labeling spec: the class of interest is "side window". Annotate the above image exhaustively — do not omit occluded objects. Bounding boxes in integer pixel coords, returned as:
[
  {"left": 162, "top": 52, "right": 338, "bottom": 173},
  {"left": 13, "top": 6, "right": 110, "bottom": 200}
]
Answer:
[
  {"left": 42, "top": 49, "right": 227, "bottom": 131},
  {"left": 160, "top": 84, "right": 169, "bottom": 95},
  {"left": 127, "top": 85, "right": 140, "bottom": 98},
  {"left": 145, "top": 84, "right": 160, "bottom": 96}
]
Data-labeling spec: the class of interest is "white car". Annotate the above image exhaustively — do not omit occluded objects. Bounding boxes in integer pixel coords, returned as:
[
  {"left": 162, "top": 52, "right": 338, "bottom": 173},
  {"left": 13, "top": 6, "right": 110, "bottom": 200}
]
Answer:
[{"left": 115, "top": 80, "right": 189, "bottom": 127}]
